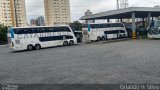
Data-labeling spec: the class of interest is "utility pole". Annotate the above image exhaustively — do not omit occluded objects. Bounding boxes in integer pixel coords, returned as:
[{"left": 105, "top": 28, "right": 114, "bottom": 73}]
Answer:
[
  {"left": 14, "top": 0, "right": 18, "bottom": 27},
  {"left": 117, "top": 0, "right": 119, "bottom": 9}
]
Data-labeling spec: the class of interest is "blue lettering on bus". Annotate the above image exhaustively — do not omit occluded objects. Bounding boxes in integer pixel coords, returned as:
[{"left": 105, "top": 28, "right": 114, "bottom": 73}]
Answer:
[
  {"left": 88, "top": 24, "right": 91, "bottom": 32},
  {"left": 10, "top": 27, "right": 14, "bottom": 38}
]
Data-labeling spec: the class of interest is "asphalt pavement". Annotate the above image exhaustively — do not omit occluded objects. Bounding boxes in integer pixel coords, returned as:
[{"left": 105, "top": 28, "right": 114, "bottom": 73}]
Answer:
[{"left": 0, "top": 39, "right": 160, "bottom": 84}]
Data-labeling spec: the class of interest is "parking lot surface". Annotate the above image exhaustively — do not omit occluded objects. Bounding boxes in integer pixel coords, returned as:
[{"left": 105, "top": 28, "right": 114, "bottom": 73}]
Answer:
[{"left": 0, "top": 40, "right": 160, "bottom": 84}]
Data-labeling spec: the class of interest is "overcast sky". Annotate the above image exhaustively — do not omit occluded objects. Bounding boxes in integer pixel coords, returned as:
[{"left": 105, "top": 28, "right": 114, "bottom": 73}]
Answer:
[{"left": 25, "top": 0, "right": 160, "bottom": 23}]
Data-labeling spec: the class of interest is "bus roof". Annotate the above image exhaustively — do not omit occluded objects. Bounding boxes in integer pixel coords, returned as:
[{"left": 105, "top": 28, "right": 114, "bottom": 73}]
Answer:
[
  {"left": 11, "top": 25, "right": 70, "bottom": 29},
  {"left": 83, "top": 22, "right": 123, "bottom": 25},
  {"left": 84, "top": 22, "right": 123, "bottom": 25}
]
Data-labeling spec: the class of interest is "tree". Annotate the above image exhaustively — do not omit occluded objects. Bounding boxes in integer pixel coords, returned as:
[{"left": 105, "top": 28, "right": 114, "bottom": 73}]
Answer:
[
  {"left": 69, "top": 21, "right": 82, "bottom": 31},
  {"left": 0, "top": 24, "right": 8, "bottom": 44}
]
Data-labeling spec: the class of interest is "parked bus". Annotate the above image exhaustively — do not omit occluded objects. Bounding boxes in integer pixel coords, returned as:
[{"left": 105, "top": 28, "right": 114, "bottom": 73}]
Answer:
[
  {"left": 7, "top": 25, "right": 77, "bottom": 51},
  {"left": 82, "top": 23, "right": 127, "bottom": 41},
  {"left": 148, "top": 20, "right": 160, "bottom": 39}
]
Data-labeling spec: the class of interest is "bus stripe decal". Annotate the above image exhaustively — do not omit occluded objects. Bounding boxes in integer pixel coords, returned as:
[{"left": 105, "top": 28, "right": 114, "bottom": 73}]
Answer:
[
  {"left": 10, "top": 27, "right": 14, "bottom": 38},
  {"left": 88, "top": 24, "right": 91, "bottom": 32}
]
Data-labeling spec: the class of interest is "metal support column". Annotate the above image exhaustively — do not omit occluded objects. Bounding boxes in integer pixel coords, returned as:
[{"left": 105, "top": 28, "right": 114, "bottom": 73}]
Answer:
[
  {"left": 107, "top": 19, "right": 110, "bottom": 23},
  {"left": 142, "top": 18, "right": 145, "bottom": 27},
  {"left": 148, "top": 12, "right": 151, "bottom": 27},
  {"left": 120, "top": 19, "right": 123, "bottom": 22},
  {"left": 152, "top": 17, "right": 154, "bottom": 22},
  {"left": 93, "top": 19, "right": 95, "bottom": 23},
  {"left": 132, "top": 12, "right": 136, "bottom": 40}
]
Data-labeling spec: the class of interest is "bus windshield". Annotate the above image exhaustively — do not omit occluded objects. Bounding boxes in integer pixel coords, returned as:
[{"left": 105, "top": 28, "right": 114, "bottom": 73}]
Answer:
[{"left": 154, "top": 21, "right": 160, "bottom": 27}]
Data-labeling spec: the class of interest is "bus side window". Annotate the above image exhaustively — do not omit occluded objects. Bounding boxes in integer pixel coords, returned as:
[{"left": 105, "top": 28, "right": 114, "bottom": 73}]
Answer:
[
  {"left": 120, "top": 30, "right": 125, "bottom": 33},
  {"left": 13, "top": 29, "right": 18, "bottom": 34},
  {"left": 51, "top": 27, "right": 56, "bottom": 32},
  {"left": 40, "top": 28, "right": 46, "bottom": 33},
  {"left": 58, "top": 27, "right": 63, "bottom": 32},
  {"left": 54, "top": 27, "right": 59, "bottom": 32},
  {"left": 48, "top": 28, "right": 52, "bottom": 32},
  {"left": 18, "top": 29, "right": 24, "bottom": 34},
  {"left": 90, "top": 24, "right": 94, "bottom": 29},
  {"left": 104, "top": 24, "right": 109, "bottom": 28},
  {"left": 100, "top": 24, "right": 103, "bottom": 28},
  {"left": 108, "top": 24, "right": 112, "bottom": 28},
  {"left": 30, "top": 28, "right": 35, "bottom": 33},
  {"left": 45, "top": 27, "right": 49, "bottom": 32},
  {"left": 64, "top": 27, "right": 71, "bottom": 32},
  {"left": 32, "top": 28, "right": 36, "bottom": 33},
  {"left": 112, "top": 23, "right": 116, "bottom": 27},
  {"left": 107, "top": 24, "right": 110, "bottom": 28},
  {"left": 23, "top": 29, "right": 28, "bottom": 34},
  {"left": 36, "top": 28, "right": 40, "bottom": 33},
  {"left": 119, "top": 24, "right": 123, "bottom": 27},
  {"left": 116, "top": 23, "right": 123, "bottom": 27}
]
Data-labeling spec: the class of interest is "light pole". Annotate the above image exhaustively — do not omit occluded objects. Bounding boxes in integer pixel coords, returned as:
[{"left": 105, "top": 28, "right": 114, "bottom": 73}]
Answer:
[{"left": 117, "top": 0, "right": 119, "bottom": 9}]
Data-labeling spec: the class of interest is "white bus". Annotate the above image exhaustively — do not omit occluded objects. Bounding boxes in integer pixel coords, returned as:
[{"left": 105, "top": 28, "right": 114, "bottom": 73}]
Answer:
[
  {"left": 82, "top": 23, "right": 127, "bottom": 41},
  {"left": 148, "top": 20, "right": 160, "bottom": 39},
  {"left": 7, "top": 25, "right": 77, "bottom": 51}
]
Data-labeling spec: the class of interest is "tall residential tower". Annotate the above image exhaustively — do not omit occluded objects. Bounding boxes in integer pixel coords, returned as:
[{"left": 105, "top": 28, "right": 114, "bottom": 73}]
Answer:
[
  {"left": 0, "top": 0, "right": 27, "bottom": 27},
  {"left": 44, "top": 0, "right": 71, "bottom": 26},
  {"left": 117, "top": 0, "right": 129, "bottom": 9}
]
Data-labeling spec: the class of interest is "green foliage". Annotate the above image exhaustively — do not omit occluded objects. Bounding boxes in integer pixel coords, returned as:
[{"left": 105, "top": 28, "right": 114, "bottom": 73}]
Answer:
[
  {"left": 70, "top": 21, "right": 82, "bottom": 31},
  {"left": 0, "top": 24, "right": 8, "bottom": 43}
]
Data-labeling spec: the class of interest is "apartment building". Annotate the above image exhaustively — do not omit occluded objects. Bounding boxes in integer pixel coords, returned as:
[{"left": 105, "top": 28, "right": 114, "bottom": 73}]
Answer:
[
  {"left": 0, "top": 0, "right": 27, "bottom": 27},
  {"left": 30, "top": 16, "right": 45, "bottom": 26},
  {"left": 44, "top": 0, "right": 71, "bottom": 26}
]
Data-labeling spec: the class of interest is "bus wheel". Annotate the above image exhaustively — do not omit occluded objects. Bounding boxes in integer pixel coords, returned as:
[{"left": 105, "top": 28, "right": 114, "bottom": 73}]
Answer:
[
  {"left": 119, "top": 35, "right": 122, "bottom": 39},
  {"left": 102, "top": 36, "right": 106, "bottom": 41},
  {"left": 105, "top": 36, "right": 108, "bottom": 40},
  {"left": 69, "top": 40, "right": 74, "bottom": 45},
  {"left": 35, "top": 44, "right": 41, "bottom": 50},
  {"left": 27, "top": 45, "right": 33, "bottom": 51},
  {"left": 123, "top": 34, "right": 126, "bottom": 38},
  {"left": 97, "top": 37, "right": 101, "bottom": 41},
  {"left": 63, "top": 41, "right": 68, "bottom": 46}
]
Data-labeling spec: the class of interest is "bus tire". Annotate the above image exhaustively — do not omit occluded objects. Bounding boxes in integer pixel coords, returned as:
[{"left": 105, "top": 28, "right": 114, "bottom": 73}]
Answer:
[
  {"left": 119, "top": 34, "right": 122, "bottom": 39},
  {"left": 102, "top": 36, "right": 106, "bottom": 41},
  {"left": 63, "top": 41, "right": 69, "bottom": 46},
  {"left": 35, "top": 44, "right": 41, "bottom": 50},
  {"left": 27, "top": 45, "right": 34, "bottom": 51},
  {"left": 97, "top": 36, "right": 101, "bottom": 41},
  {"left": 69, "top": 40, "right": 74, "bottom": 45},
  {"left": 123, "top": 34, "right": 126, "bottom": 38},
  {"left": 105, "top": 36, "right": 108, "bottom": 40}
]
